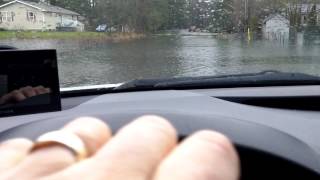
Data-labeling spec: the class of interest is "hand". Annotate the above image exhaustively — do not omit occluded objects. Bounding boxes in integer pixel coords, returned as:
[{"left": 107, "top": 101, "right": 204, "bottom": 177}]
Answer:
[
  {"left": 0, "top": 116, "right": 240, "bottom": 180},
  {"left": 0, "top": 86, "right": 51, "bottom": 105}
]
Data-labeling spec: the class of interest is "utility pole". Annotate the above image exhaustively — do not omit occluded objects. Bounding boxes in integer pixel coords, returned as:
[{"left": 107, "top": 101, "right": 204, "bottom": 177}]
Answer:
[
  {"left": 244, "top": 0, "right": 248, "bottom": 29},
  {"left": 244, "top": 0, "right": 251, "bottom": 41},
  {"left": 244, "top": 0, "right": 248, "bottom": 22}
]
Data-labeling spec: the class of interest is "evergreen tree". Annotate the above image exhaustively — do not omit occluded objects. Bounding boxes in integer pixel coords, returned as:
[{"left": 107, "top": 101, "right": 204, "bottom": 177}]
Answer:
[
  {"left": 211, "top": 0, "right": 234, "bottom": 32},
  {"left": 168, "top": 0, "right": 187, "bottom": 29}
]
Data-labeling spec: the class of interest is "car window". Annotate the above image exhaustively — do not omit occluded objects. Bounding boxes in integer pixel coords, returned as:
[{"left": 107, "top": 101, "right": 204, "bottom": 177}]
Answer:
[{"left": 0, "top": 0, "right": 319, "bottom": 88}]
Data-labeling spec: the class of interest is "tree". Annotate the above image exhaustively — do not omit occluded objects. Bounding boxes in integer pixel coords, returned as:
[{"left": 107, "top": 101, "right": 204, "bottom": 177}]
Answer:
[
  {"left": 305, "top": 3, "right": 319, "bottom": 37},
  {"left": 49, "top": 0, "right": 94, "bottom": 18},
  {"left": 168, "top": 0, "right": 188, "bottom": 29},
  {"left": 210, "top": 0, "right": 234, "bottom": 32},
  {"left": 20, "top": 0, "right": 317, "bottom": 33},
  {"left": 145, "top": 0, "right": 169, "bottom": 32},
  {"left": 286, "top": 0, "right": 302, "bottom": 28},
  {"left": 93, "top": 0, "right": 170, "bottom": 32},
  {"left": 185, "top": 0, "right": 216, "bottom": 28},
  {"left": 308, "top": 4, "right": 318, "bottom": 26}
]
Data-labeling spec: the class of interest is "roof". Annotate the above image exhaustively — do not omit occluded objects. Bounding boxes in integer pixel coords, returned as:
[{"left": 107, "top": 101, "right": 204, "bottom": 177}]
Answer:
[
  {"left": 297, "top": 4, "right": 320, "bottom": 14},
  {"left": 0, "top": 0, "right": 80, "bottom": 16},
  {"left": 263, "top": 14, "right": 289, "bottom": 24}
]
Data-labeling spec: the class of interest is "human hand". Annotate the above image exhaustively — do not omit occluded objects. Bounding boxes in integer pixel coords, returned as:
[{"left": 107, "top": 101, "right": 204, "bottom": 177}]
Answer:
[
  {"left": 0, "top": 86, "right": 51, "bottom": 105},
  {"left": 0, "top": 116, "right": 240, "bottom": 180}
]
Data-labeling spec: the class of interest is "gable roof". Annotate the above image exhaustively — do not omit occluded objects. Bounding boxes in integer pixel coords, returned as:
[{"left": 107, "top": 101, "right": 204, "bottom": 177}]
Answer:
[
  {"left": 263, "top": 14, "right": 289, "bottom": 24},
  {"left": 0, "top": 0, "right": 80, "bottom": 16}
]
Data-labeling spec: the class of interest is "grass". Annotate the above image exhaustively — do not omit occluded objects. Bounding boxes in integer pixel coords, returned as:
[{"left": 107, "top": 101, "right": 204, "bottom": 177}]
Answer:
[{"left": 0, "top": 31, "right": 146, "bottom": 41}]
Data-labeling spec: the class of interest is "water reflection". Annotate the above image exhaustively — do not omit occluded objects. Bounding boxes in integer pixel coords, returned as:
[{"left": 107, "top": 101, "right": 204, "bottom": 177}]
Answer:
[{"left": 1, "top": 34, "right": 319, "bottom": 88}]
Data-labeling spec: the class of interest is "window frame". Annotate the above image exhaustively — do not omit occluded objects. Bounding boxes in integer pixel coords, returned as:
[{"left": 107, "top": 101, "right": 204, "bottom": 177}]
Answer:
[
  {"left": 27, "top": 11, "right": 36, "bottom": 22},
  {"left": 0, "top": 11, "right": 9, "bottom": 22},
  {"left": 11, "top": 12, "right": 15, "bottom": 22}
]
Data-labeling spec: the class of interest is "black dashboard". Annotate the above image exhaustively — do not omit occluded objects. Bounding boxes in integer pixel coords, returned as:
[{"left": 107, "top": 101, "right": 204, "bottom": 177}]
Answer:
[{"left": 1, "top": 85, "right": 320, "bottom": 179}]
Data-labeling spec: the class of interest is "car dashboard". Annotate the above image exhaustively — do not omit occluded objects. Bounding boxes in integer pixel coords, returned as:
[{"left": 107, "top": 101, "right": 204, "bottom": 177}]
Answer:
[{"left": 1, "top": 85, "right": 320, "bottom": 179}]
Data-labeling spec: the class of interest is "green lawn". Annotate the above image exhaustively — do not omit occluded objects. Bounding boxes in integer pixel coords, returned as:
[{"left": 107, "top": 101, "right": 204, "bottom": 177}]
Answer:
[{"left": 0, "top": 31, "right": 145, "bottom": 40}]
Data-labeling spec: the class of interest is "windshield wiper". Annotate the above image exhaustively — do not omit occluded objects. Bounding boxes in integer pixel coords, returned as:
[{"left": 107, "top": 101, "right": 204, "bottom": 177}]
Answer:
[
  {"left": 61, "top": 84, "right": 121, "bottom": 97},
  {"left": 61, "top": 71, "right": 320, "bottom": 97},
  {"left": 115, "top": 71, "right": 320, "bottom": 91}
]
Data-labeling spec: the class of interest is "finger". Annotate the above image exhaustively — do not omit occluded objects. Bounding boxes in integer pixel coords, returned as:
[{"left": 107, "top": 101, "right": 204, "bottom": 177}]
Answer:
[
  {"left": 34, "top": 86, "right": 50, "bottom": 95},
  {"left": 0, "top": 94, "right": 12, "bottom": 104},
  {"left": 63, "top": 117, "right": 111, "bottom": 156},
  {"left": 45, "top": 88, "right": 51, "bottom": 93},
  {"left": 10, "top": 90, "right": 26, "bottom": 102},
  {"left": 47, "top": 116, "right": 177, "bottom": 180},
  {"left": 19, "top": 86, "right": 36, "bottom": 98},
  {"left": 5, "top": 117, "right": 111, "bottom": 179},
  {"left": 154, "top": 131, "right": 240, "bottom": 180},
  {"left": 0, "top": 139, "right": 33, "bottom": 173}
]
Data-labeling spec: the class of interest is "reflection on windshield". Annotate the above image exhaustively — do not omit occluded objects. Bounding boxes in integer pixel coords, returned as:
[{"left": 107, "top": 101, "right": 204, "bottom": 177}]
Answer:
[
  {"left": 0, "top": 86, "right": 51, "bottom": 106},
  {"left": 0, "top": 0, "right": 319, "bottom": 87}
]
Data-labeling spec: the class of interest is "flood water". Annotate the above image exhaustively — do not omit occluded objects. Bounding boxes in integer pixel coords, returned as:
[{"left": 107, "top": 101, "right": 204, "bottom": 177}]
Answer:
[{"left": 1, "top": 34, "right": 320, "bottom": 88}]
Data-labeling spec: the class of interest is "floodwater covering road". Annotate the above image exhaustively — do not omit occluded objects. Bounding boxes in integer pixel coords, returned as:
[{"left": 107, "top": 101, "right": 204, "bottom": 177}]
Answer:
[{"left": 1, "top": 33, "right": 319, "bottom": 88}]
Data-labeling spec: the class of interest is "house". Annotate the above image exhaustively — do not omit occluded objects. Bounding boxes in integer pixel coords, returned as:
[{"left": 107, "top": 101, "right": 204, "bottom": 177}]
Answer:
[
  {"left": 263, "top": 14, "right": 289, "bottom": 40},
  {"left": 299, "top": 4, "right": 320, "bottom": 26},
  {"left": 0, "top": 0, "right": 84, "bottom": 31}
]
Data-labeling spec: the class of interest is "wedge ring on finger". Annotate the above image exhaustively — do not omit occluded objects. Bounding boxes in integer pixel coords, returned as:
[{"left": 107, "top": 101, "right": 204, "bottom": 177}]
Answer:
[{"left": 31, "top": 130, "right": 88, "bottom": 161}]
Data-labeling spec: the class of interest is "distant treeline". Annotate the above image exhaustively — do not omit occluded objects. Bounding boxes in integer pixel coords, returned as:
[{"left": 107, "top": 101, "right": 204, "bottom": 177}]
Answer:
[{"left": 1, "top": 0, "right": 318, "bottom": 32}]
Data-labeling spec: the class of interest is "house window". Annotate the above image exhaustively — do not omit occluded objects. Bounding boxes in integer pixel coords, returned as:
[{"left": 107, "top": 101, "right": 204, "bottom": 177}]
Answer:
[
  {"left": 27, "top": 11, "right": 36, "bottom": 22},
  {"left": 0, "top": 11, "right": 9, "bottom": 22},
  {"left": 11, "top": 12, "right": 15, "bottom": 22}
]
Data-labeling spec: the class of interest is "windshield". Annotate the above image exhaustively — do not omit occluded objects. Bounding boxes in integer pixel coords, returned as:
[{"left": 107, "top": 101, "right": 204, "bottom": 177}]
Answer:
[{"left": 0, "top": 0, "right": 319, "bottom": 88}]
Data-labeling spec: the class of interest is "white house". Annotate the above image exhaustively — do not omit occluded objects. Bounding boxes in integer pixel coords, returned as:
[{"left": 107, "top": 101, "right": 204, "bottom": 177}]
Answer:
[
  {"left": 263, "top": 14, "right": 290, "bottom": 40},
  {"left": 299, "top": 4, "right": 320, "bottom": 26},
  {"left": 0, "top": 0, "right": 84, "bottom": 31}
]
